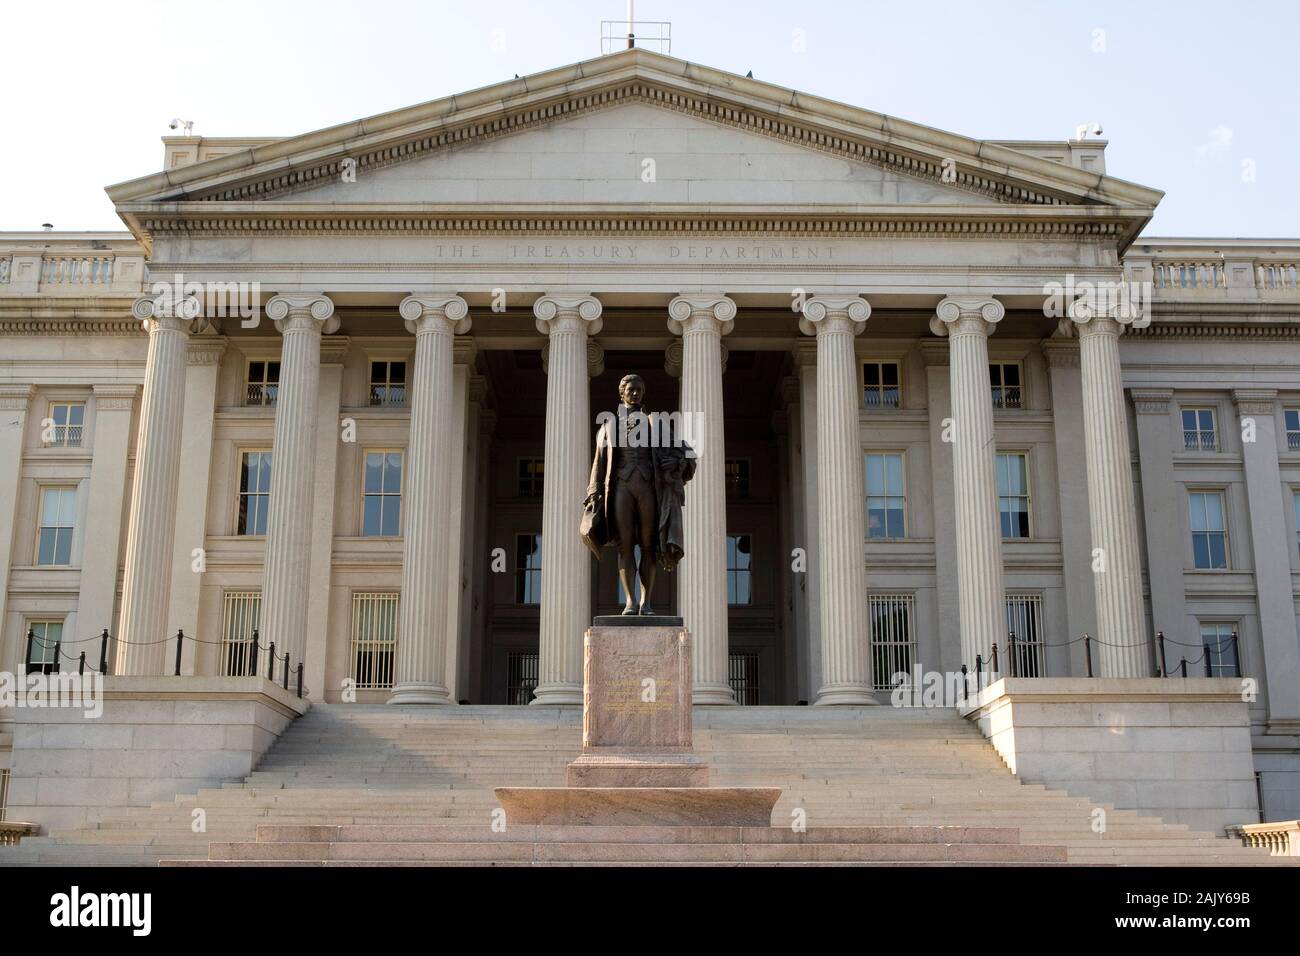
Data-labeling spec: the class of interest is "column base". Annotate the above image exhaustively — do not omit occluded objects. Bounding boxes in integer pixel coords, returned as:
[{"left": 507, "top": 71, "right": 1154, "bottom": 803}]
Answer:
[
  {"left": 814, "top": 685, "right": 881, "bottom": 706},
  {"left": 387, "top": 683, "right": 454, "bottom": 705},
  {"left": 531, "top": 683, "right": 582, "bottom": 706},
  {"left": 692, "top": 682, "right": 737, "bottom": 705}
]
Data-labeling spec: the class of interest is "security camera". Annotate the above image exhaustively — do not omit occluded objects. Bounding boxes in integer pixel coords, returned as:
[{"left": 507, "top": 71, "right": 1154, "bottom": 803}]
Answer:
[{"left": 168, "top": 120, "right": 179, "bottom": 130}]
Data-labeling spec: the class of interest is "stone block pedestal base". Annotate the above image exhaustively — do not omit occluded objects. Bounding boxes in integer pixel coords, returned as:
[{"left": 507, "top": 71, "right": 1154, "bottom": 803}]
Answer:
[{"left": 495, "top": 786, "right": 782, "bottom": 827}]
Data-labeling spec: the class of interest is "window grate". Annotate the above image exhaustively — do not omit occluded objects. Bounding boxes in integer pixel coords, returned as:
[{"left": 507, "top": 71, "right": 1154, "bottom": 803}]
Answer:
[
  {"left": 221, "top": 591, "right": 261, "bottom": 676},
  {"left": 728, "top": 652, "right": 761, "bottom": 705},
  {"left": 507, "top": 651, "right": 538, "bottom": 705},
  {"left": 351, "top": 593, "right": 398, "bottom": 689},
  {"left": 869, "top": 594, "right": 916, "bottom": 691},
  {"left": 1005, "top": 594, "right": 1046, "bottom": 677}
]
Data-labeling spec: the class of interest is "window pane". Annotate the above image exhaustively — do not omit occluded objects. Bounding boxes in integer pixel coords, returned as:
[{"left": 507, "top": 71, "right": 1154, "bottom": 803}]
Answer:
[
  {"left": 1003, "top": 364, "right": 1020, "bottom": 386},
  {"left": 55, "top": 528, "right": 72, "bottom": 565},
  {"left": 267, "top": 362, "right": 280, "bottom": 382},
  {"left": 383, "top": 453, "right": 403, "bottom": 493},
  {"left": 364, "top": 453, "right": 384, "bottom": 493},
  {"left": 390, "top": 362, "right": 406, "bottom": 384},
  {"left": 257, "top": 453, "right": 272, "bottom": 492},
  {"left": 1199, "top": 409, "right": 1214, "bottom": 431},
  {"left": 362, "top": 495, "right": 382, "bottom": 536},
  {"left": 886, "top": 456, "right": 903, "bottom": 494},
  {"left": 1189, "top": 493, "right": 1207, "bottom": 531},
  {"left": 865, "top": 455, "right": 883, "bottom": 494},
  {"left": 381, "top": 498, "right": 400, "bottom": 537},
  {"left": 249, "top": 361, "right": 264, "bottom": 381},
  {"left": 864, "top": 364, "right": 880, "bottom": 387},
  {"left": 1208, "top": 534, "right": 1226, "bottom": 568},
  {"left": 881, "top": 363, "right": 898, "bottom": 386},
  {"left": 38, "top": 528, "right": 58, "bottom": 565},
  {"left": 1204, "top": 493, "right": 1224, "bottom": 530},
  {"left": 69, "top": 404, "right": 84, "bottom": 426}
]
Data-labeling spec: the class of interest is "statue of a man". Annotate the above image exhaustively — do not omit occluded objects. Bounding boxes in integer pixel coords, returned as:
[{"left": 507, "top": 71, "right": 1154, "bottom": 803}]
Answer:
[{"left": 581, "top": 374, "right": 695, "bottom": 615}]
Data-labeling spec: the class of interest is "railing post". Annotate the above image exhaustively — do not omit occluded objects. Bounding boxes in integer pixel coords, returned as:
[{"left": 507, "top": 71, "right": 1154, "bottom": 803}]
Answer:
[
  {"left": 25, "top": 629, "right": 34, "bottom": 673},
  {"left": 1179, "top": 657, "right": 1188, "bottom": 678},
  {"left": 99, "top": 628, "right": 110, "bottom": 675},
  {"left": 51, "top": 641, "right": 61, "bottom": 675},
  {"left": 1203, "top": 646, "right": 1213, "bottom": 677},
  {"left": 1157, "top": 631, "right": 1168, "bottom": 677},
  {"left": 1231, "top": 631, "right": 1242, "bottom": 678},
  {"left": 250, "top": 629, "right": 259, "bottom": 678},
  {"left": 1083, "top": 633, "right": 1093, "bottom": 678},
  {"left": 296, "top": 664, "right": 304, "bottom": 699},
  {"left": 975, "top": 654, "right": 983, "bottom": 690},
  {"left": 268, "top": 642, "right": 275, "bottom": 683},
  {"left": 1008, "top": 633, "right": 1018, "bottom": 678},
  {"left": 78, "top": 651, "right": 86, "bottom": 676},
  {"left": 174, "top": 630, "right": 184, "bottom": 677},
  {"left": 991, "top": 642, "right": 999, "bottom": 676},
  {"left": 282, "top": 654, "right": 290, "bottom": 691},
  {"left": 960, "top": 664, "right": 969, "bottom": 703}
]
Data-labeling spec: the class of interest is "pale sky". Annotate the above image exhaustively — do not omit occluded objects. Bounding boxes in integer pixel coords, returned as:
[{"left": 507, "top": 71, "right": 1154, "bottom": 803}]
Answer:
[{"left": 2, "top": 0, "right": 1296, "bottom": 236}]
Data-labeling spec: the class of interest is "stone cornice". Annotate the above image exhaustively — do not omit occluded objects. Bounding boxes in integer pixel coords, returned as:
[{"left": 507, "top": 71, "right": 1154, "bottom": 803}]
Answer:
[
  {"left": 186, "top": 337, "right": 228, "bottom": 365},
  {"left": 1125, "top": 322, "right": 1300, "bottom": 341},
  {"left": 918, "top": 340, "right": 950, "bottom": 367},
  {"left": 1130, "top": 388, "right": 1173, "bottom": 415},
  {"left": 0, "top": 384, "right": 35, "bottom": 410},
  {"left": 0, "top": 319, "right": 146, "bottom": 336},
  {"left": 92, "top": 383, "right": 138, "bottom": 411},
  {"left": 126, "top": 204, "right": 1133, "bottom": 243},
  {"left": 1040, "top": 340, "right": 1080, "bottom": 368},
  {"left": 1232, "top": 388, "right": 1278, "bottom": 416}
]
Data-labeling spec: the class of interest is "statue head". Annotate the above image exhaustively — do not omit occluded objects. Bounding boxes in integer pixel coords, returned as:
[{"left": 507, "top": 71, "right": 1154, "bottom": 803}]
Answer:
[{"left": 618, "top": 374, "right": 646, "bottom": 409}]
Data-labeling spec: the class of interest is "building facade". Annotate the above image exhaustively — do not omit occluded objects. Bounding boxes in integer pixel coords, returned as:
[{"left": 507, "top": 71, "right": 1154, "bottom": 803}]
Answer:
[{"left": 1, "top": 50, "right": 1297, "bottom": 820}]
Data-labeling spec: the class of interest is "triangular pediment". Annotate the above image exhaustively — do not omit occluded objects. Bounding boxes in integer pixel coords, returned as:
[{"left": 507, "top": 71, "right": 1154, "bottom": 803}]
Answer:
[{"left": 108, "top": 49, "right": 1161, "bottom": 246}]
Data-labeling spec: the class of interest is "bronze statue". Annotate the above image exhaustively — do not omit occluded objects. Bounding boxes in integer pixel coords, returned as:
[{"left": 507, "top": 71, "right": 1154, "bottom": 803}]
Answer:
[{"left": 581, "top": 374, "right": 696, "bottom": 615}]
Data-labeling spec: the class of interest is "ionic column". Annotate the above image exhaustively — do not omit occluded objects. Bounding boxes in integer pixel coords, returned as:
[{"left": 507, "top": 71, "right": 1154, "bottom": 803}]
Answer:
[
  {"left": 668, "top": 294, "right": 736, "bottom": 705},
  {"left": 390, "top": 296, "right": 471, "bottom": 704},
  {"left": 117, "top": 294, "right": 209, "bottom": 674},
  {"left": 800, "top": 296, "right": 875, "bottom": 704},
  {"left": 930, "top": 296, "right": 1006, "bottom": 670},
  {"left": 532, "top": 295, "right": 603, "bottom": 705},
  {"left": 259, "top": 294, "right": 338, "bottom": 672},
  {"left": 1069, "top": 301, "right": 1149, "bottom": 675}
]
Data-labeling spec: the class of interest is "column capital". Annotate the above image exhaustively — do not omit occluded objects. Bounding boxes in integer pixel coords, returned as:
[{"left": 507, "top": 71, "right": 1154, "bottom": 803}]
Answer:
[
  {"left": 186, "top": 337, "right": 228, "bottom": 366},
  {"left": 399, "top": 294, "right": 471, "bottom": 336},
  {"left": 1131, "top": 388, "right": 1173, "bottom": 415},
  {"left": 665, "top": 340, "right": 727, "bottom": 377},
  {"left": 1067, "top": 298, "right": 1139, "bottom": 335},
  {"left": 1233, "top": 388, "right": 1278, "bottom": 416},
  {"left": 91, "top": 384, "right": 138, "bottom": 412},
  {"left": 132, "top": 293, "right": 211, "bottom": 334},
  {"left": 1041, "top": 339, "right": 1081, "bottom": 369},
  {"left": 667, "top": 294, "right": 736, "bottom": 336},
  {"left": 0, "top": 384, "right": 35, "bottom": 411},
  {"left": 533, "top": 294, "right": 603, "bottom": 336},
  {"left": 320, "top": 336, "right": 352, "bottom": 365},
  {"left": 265, "top": 293, "right": 339, "bottom": 334},
  {"left": 919, "top": 340, "right": 950, "bottom": 368},
  {"left": 791, "top": 340, "right": 819, "bottom": 369},
  {"left": 929, "top": 296, "right": 1005, "bottom": 337},
  {"left": 798, "top": 295, "right": 870, "bottom": 337}
]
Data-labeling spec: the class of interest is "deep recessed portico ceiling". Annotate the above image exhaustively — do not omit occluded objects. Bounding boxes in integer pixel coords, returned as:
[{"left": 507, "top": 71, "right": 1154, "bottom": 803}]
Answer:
[{"left": 107, "top": 48, "right": 1162, "bottom": 251}]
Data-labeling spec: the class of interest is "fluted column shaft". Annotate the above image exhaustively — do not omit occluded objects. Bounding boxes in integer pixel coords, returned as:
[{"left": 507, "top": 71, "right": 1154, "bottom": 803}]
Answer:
[
  {"left": 533, "top": 295, "right": 603, "bottom": 705},
  {"left": 390, "top": 296, "right": 471, "bottom": 704},
  {"left": 1072, "top": 304, "right": 1148, "bottom": 675},
  {"left": 799, "top": 296, "right": 875, "bottom": 704},
  {"left": 669, "top": 294, "right": 736, "bottom": 704},
  {"left": 932, "top": 297, "right": 1007, "bottom": 669},
  {"left": 118, "top": 295, "right": 205, "bottom": 674},
  {"left": 259, "top": 294, "right": 337, "bottom": 672}
]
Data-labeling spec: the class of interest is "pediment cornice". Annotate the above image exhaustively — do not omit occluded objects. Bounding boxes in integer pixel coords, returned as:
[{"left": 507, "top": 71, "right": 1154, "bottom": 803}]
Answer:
[{"left": 108, "top": 50, "right": 1160, "bottom": 248}]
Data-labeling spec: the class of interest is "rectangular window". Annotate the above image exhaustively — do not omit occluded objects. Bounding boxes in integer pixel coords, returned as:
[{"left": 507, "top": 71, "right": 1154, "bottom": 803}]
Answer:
[
  {"left": 996, "top": 454, "right": 1031, "bottom": 539},
  {"left": 369, "top": 360, "right": 408, "bottom": 407},
  {"left": 1199, "top": 623, "right": 1240, "bottom": 677},
  {"left": 1182, "top": 407, "right": 1217, "bottom": 451},
  {"left": 724, "top": 459, "right": 751, "bottom": 498},
  {"left": 1285, "top": 409, "right": 1300, "bottom": 451},
  {"left": 729, "top": 652, "right": 761, "bottom": 705},
  {"left": 1005, "top": 594, "right": 1046, "bottom": 677},
  {"left": 517, "top": 458, "right": 545, "bottom": 498},
  {"left": 990, "top": 363, "right": 1023, "bottom": 409},
  {"left": 246, "top": 360, "right": 280, "bottom": 406},
  {"left": 46, "top": 401, "right": 85, "bottom": 447},
  {"left": 36, "top": 486, "right": 76, "bottom": 565},
  {"left": 1189, "top": 491, "right": 1228, "bottom": 569},
  {"left": 865, "top": 453, "right": 905, "bottom": 538},
  {"left": 515, "top": 533, "right": 542, "bottom": 605},
  {"left": 237, "top": 451, "right": 272, "bottom": 536},
  {"left": 362, "top": 451, "right": 403, "bottom": 537},
  {"left": 507, "top": 650, "right": 539, "bottom": 705},
  {"left": 863, "top": 361, "right": 901, "bottom": 409},
  {"left": 25, "top": 619, "right": 63, "bottom": 675},
  {"left": 869, "top": 594, "right": 915, "bottom": 691},
  {"left": 726, "top": 534, "right": 752, "bottom": 606},
  {"left": 351, "top": 592, "right": 398, "bottom": 689},
  {"left": 220, "top": 591, "right": 261, "bottom": 676}
]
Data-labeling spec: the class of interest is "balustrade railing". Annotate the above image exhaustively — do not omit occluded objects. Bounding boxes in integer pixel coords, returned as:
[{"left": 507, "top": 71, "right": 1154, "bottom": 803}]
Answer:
[{"left": 40, "top": 255, "right": 114, "bottom": 285}]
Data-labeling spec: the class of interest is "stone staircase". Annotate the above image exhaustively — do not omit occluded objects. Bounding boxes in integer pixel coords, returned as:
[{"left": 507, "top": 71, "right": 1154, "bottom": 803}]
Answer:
[{"left": 0, "top": 704, "right": 1291, "bottom": 866}]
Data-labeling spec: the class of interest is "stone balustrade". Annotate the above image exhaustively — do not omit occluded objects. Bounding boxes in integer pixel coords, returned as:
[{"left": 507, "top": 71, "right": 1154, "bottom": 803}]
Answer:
[
  {"left": 1124, "top": 239, "right": 1300, "bottom": 302},
  {"left": 1227, "top": 820, "right": 1300, "bottom": 856},
  {"left": 0, "top": 235, "right": 147, "bottom": 296}
]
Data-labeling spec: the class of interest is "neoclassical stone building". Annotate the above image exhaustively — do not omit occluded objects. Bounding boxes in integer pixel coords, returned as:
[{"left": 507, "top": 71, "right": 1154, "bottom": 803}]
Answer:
[{"left": 1, "top": 50, "right": 1298, "bottom": 820}]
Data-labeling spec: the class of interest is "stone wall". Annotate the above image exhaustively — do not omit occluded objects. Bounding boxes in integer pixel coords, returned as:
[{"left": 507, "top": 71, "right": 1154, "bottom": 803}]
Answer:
[
  {"left": 960, "top": 677, "right": 1258, "bottom": 835},
  {"left": 5, "top": 676, "right": 308, "bottom": 831}
]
